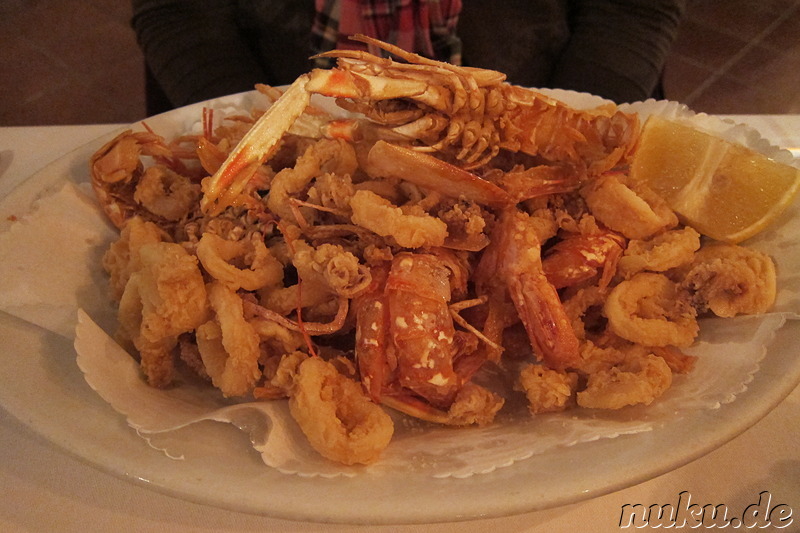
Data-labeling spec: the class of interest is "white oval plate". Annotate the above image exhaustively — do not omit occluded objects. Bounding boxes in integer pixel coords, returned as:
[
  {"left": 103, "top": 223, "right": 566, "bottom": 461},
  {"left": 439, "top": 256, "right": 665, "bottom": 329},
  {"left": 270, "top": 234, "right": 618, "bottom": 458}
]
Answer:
[{"left": 1, "top": 91, "right": 799, "bottom": 524}]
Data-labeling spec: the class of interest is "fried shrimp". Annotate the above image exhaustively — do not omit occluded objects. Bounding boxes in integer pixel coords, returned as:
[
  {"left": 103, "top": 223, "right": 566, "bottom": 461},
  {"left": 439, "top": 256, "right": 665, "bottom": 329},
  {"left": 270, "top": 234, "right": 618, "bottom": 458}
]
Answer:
[
  {"left": 90, "top": 130, "right": 177, "bottom": 228},
  {"left": 117, "top": 242, "right": 208, "bottom": 387},
  {"left": 681, "top": 243, "right": 777, "bottom": 317},
  {"left": 604, "top": 272, "right": 698, "bottom": 347},
  {"left": 289, "top": 356, "right": 394, "bottom": 465},
  {"left": 196, "top": 282, "right": 262, "bottom": 397},
  {"left": 542, "top": 230, "right": 625, "bottom": 289}
]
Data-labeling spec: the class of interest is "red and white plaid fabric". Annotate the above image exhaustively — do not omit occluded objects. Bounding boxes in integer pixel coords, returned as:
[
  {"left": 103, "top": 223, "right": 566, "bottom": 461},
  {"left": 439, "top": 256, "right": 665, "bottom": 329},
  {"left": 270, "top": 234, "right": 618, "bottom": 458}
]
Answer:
[{"left": 312, "top": 0, "right": 462, "bottom": 66}]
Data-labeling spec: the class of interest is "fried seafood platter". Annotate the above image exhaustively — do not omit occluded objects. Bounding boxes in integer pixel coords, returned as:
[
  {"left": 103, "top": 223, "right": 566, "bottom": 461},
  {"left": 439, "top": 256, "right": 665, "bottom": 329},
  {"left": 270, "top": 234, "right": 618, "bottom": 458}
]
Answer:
[{"left": 86, "top": 36, "right": 798, "bottom": 470}]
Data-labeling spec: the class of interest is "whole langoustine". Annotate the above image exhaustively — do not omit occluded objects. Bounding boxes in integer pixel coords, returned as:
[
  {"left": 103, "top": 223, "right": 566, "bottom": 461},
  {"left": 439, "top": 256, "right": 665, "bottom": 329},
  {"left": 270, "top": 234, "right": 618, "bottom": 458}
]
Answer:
[
  {"left": 200, "top": 35, "right": 640, "bottom": 215},
  {"left": 307, "top": 35, "right": 639, "bottom": 170}
]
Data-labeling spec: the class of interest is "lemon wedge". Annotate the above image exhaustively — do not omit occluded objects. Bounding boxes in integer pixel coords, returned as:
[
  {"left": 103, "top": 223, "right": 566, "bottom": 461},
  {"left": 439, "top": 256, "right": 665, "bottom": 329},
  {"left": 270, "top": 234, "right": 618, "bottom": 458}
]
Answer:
[{"left": 629, "top": 115, "right": 800, "bottom": 243}]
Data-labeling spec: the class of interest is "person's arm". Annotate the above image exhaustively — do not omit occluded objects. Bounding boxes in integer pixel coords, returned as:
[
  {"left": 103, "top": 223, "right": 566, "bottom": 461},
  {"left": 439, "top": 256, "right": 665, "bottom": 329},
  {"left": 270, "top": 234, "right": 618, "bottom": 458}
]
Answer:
[
  {"left": 132, "top": 0, "right": 270, "bottom": 108},
  {"left": 549, "top": 0, "right": 687, "bottom": 103}
]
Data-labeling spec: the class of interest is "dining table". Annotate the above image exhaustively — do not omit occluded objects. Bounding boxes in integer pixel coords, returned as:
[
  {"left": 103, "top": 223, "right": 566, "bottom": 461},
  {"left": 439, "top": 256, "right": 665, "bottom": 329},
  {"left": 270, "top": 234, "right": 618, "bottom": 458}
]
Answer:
[{"left": 0, "top": 117, "right": 798, "bottom": 532}]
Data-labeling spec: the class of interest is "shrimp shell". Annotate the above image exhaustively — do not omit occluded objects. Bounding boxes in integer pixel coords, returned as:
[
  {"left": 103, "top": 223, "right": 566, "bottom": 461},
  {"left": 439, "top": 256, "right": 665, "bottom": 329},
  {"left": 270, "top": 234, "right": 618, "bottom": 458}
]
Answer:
[
  {"left": 385, "top": 252, "right": 460, "bottom": 408},
  {"left": 542, "top": 231, "right": 625, "bottom": 289},
  {"left": 90, "top": 130, "right": 178, "bottom": 229}
]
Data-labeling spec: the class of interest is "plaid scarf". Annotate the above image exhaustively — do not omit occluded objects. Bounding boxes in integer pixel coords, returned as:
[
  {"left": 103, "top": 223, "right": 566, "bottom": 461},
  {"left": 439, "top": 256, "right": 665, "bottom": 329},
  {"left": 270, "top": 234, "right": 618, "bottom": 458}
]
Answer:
[{"left": 311, "top": 0, "right": 462, "bottom": 67}]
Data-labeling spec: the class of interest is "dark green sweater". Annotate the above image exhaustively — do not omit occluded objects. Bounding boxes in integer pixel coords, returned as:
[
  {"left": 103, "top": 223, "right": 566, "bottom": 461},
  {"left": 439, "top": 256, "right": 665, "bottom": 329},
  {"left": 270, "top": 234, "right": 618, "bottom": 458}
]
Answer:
[{"left": 131, "top": 0, "right": 686, "bottom": 112}]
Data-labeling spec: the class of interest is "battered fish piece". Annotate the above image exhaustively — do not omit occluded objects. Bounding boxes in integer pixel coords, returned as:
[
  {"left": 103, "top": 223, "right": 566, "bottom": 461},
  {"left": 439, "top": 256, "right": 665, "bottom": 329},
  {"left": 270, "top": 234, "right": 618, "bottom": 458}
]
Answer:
[
  {"left": 518, "top": 365, "right": 578, "bottom": 414},
  {"left": 577, "top": 353, "right": 672, "bottom": 410}
]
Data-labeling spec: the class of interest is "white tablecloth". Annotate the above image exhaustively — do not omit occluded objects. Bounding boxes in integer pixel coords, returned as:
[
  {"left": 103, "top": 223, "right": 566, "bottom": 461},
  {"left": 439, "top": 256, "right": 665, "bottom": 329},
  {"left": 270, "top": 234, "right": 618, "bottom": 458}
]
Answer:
[{"left": 0, "top": 121, "right": 798, "bottom": 532}]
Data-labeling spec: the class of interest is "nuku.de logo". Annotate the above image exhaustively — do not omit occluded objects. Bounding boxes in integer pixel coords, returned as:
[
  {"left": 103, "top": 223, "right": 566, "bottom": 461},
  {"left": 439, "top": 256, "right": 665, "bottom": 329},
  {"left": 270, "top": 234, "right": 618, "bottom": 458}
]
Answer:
[{"left": 619, "top": 490, "right": 793, "bottom": 529}]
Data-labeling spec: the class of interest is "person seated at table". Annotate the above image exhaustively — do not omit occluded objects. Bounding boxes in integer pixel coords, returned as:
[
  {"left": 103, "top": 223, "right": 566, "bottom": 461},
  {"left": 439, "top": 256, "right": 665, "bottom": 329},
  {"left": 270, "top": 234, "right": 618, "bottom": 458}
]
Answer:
[{"left": 131, "top": 0, "right": 687, "bottom": 115}]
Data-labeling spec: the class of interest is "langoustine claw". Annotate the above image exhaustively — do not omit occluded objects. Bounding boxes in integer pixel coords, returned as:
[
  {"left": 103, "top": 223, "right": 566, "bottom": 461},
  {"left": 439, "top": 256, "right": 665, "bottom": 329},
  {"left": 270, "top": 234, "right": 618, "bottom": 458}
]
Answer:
[
  {"left": 365, "top": 140, "right": 514, "bottom": 207},
  {"left": 200, "top": 75, "right": 312, "bottom": 216}
]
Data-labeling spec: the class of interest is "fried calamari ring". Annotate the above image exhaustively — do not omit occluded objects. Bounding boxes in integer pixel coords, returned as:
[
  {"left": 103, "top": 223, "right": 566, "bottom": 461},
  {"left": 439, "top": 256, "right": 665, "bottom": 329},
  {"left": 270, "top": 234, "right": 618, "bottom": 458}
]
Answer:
[
  {"left": 289, "top": 356, "right": 394, "bottom": 465},
  {"left": 196, "top": 232, "right": 283, "bottom": 291},
  {"left": 562, "top": 285, "right": 610, "bottom": 342},
  {"left": 617, "top": 227, "right": 701, "bottom": 279},
  {"left": 196, "top": 282, "right": 262, "bottom": 397},
  {"left": 580, "top": 172, "right": 677, "bottom": 240},
  {"left": 117, "top": 242, "right": 208, "bottom": 387},
  {"left": 681, "top": 243, "right": 776, "bottom": 317},
  {"left": 604, "top": 272, "right": 698, "bottom": 347}
]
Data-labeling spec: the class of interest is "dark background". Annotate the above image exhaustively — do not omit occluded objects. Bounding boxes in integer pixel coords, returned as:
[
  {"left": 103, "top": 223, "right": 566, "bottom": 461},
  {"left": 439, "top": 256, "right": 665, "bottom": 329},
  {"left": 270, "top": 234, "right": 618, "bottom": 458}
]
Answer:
[{"left": 2, "top": 0, "right": 799, "bottom": 126}]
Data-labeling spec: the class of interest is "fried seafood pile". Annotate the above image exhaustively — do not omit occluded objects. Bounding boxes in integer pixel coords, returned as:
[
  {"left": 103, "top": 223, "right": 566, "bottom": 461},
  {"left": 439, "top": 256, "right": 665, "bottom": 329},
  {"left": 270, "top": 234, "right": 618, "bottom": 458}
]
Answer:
[{"left": 90, "top": 37, "right": 778, "bottom": 466}]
